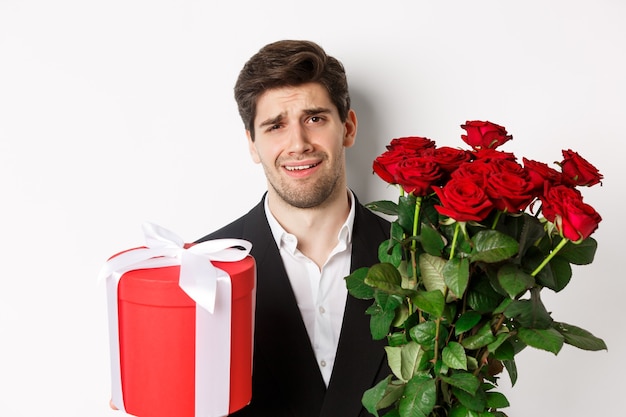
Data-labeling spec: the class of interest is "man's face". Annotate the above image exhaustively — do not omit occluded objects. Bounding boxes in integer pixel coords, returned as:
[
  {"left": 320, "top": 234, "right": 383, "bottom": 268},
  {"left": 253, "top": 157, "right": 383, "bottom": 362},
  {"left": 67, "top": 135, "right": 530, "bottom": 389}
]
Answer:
[{"left": 247, "top": 82, "right": 357, "bottom": 209}]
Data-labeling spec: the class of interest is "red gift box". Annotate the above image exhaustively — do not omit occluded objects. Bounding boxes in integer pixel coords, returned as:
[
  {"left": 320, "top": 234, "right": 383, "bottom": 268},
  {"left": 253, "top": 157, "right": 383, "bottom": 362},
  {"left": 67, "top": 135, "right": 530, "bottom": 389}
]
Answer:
[{"left": 101, "top": 224, "right": 255, "bottom": 417}]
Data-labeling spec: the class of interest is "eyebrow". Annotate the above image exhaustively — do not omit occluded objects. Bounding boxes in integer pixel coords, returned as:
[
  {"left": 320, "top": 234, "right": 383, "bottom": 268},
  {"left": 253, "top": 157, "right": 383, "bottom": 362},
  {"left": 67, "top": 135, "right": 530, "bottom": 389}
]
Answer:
[{"left": 258, "top": 107, "right": 333, "bottom": 128}]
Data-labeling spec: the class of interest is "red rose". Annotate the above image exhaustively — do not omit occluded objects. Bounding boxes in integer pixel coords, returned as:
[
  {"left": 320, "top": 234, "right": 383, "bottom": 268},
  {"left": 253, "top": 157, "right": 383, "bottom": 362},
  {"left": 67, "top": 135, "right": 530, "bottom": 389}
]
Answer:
[
  {"left": 523, "top": 157, "right": 563, "bottom": 196},
  {"left": 373, "top": 148, "right": 407, "bottom": 184},
  {"left": 450, "top": 160, "right": 497, "bottom": 188},
  {"left": 461, "top": 120, "right": 513, "bottom": 150},
  {"left": 491, "top": 159, "right": 526, "bottom": 176},
  {"left": 394, "top": 156, "right": 443, "bottom": 196},
  {"left": 434, "top": 178, "right": 494, "bottom": 222},
  {"left": 485, "top": 171, "right": 535, "bottom": 213},
  {"left": 560, "top": 149, "right": 603, "bottom": 187},
  {"left": 541, "top": 185, "right": 602, "bottom": 241},
  {"left": 428, "top": 146, "right": 473, "bottom": 174},
  {"left": 472, "top": 148, "right": 518, "bottom": 163},
  {"left": 387, "top": 136, "right": 436, "bottom": 153}
]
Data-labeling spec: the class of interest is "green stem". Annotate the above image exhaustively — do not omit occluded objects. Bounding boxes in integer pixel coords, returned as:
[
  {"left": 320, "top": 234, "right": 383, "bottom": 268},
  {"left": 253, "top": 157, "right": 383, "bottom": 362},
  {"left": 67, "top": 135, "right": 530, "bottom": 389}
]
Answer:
[
  {"left": 433, "top": 317, "right": 442, "bottom": 364},
  {"left": 530, "top": 237, "right": 570, "bottom": 277},
  {"left": 409, "top": 196, "right": 423, "bottom": 290},
  {"left": 449, "top": 222, "right": 460, "bottom": 259},
  {"left": 412, "top": 196, "right": 423, "bottom": 247},
  {"left": 491, "top": 208, "right": 510, "bottom": 230},
  {"left": 433, "top": 286, "right": 449, "bottom": 365},
  {"left": 491, "top": 210, "right": 503, "bottom": 229},
  {"left": 473, "top": 314, "right": 507, "bottom": 377}
]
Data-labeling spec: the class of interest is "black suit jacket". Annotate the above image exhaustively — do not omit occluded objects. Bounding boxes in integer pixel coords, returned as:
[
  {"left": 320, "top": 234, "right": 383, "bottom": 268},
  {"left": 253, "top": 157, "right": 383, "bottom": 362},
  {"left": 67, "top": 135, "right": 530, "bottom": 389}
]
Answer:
[{"left": 197, "top": 194, "right": 391, "bottom": 417}]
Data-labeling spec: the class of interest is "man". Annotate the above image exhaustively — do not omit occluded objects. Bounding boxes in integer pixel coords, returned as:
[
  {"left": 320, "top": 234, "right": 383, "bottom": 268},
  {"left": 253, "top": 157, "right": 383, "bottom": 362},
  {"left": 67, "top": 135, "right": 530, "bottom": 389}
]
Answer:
[{"left": 197, "top": 40, "right": 390, "bottom": 417}]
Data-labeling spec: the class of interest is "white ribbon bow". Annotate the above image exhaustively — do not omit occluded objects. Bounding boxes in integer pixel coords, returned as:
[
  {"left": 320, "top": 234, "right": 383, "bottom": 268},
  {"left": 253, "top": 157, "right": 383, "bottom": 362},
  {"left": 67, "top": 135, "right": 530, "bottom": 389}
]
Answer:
[{"left": 99, "top": 222, "right": 252, "bottom": 417}]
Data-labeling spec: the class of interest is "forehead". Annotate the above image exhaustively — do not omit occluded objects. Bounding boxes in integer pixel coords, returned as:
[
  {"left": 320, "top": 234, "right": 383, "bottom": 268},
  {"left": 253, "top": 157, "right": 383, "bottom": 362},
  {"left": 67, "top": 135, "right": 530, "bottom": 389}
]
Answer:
[{"left": 255, "top": 83, "right": 335, "bottom": 120}]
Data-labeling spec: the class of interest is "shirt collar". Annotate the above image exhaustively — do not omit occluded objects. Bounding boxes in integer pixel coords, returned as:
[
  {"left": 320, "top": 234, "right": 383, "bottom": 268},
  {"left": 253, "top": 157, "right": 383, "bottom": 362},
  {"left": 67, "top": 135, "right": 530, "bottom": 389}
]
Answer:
[{"left": 264, "top": 189, "right": 356, "bottom": 254}]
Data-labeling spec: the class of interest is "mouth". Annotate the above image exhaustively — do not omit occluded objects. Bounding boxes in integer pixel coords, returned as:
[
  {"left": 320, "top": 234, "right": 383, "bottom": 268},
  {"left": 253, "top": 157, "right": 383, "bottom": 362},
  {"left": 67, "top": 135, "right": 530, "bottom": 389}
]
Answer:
[{"left": 284, "top": 162, "right": 320, "bottom": 171}]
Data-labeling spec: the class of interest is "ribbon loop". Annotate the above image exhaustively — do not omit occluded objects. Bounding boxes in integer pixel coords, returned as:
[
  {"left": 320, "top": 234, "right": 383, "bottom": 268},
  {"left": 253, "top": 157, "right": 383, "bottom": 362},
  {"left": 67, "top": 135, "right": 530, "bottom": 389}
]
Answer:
[
  {"left": 100, "top": 221, "right": 252, "bottom": 313},
  {"left": 142, "top": 221, "right": 186, "bottom": 249}
]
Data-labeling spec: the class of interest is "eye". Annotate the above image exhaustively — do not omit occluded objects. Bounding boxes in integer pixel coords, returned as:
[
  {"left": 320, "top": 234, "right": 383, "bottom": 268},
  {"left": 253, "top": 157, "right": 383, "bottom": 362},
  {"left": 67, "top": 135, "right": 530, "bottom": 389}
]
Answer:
[{"left": 308, "top": 115, "right": 324, "bottom": 124}]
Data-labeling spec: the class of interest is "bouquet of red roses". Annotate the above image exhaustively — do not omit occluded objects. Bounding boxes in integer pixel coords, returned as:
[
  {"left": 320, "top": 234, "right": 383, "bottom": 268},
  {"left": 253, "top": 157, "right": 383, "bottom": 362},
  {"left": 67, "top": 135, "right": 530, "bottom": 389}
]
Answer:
[{"left": 346, "top": 120, "right": 606, "bottom": 417}]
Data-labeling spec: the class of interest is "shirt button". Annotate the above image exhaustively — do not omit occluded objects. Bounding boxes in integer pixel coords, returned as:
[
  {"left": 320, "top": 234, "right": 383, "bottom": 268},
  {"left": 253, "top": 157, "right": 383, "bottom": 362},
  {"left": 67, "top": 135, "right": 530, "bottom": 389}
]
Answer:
[
  {"left": 320, "top": 360, "right": 327, "bottom": 367},
  {"left": 319, "top": 306, "right": 326, "bottom": 314}
]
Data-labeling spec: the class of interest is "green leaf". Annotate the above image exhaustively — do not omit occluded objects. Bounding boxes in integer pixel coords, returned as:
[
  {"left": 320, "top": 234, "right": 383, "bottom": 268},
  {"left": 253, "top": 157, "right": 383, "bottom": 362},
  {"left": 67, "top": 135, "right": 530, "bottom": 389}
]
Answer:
[
  {"left": 367, "top": 293, "right": 403, "bottom": 340},
  {"left": 503, "top": 359, "right": 518, "bottom": 386},
  {"left": 493, "top": 298, "right": 513, "bottom": 315},
  {"left": 554, "top": 322, "right": 608, "bottom": 351},
  {"left": 455, "top": 311, "right": 482, "bottom": 336},
  {"left": 376, "top": 380, "right": 406, "bottom": 410},
  {"left": 421, "top": 195, "right": 441, "bottom": 228},
  {"left": 367, "top": 306, "right": 394, "bottom": 340},
  {"left": 401, "top": 341, "right": 426, "bottom": 381},
  {"left": 366, "top": 200, "right": 399, "bottom": 216},
  {"left": 362, "top": 375, "right": 393, "bottom": 416},
  {"left": 440, "top": 372, "right": 481, "bottom": 395},
  {"left": 515, "top": 213, "right": 547, "bottom": 259},
  {"left": 412, "top": 289, "right": 445, "bottom": 318},
  {"left": 461, "top": 321, "right": 496, "bottom": 350},
  {"left": 467, "top": 278, "right": 504, "bottom": 314},
  {"left": 486, "top": 391, "right": 510, "bottom": 409},
  {"left": 345, "top": 267, "right": 374, "bottom": 299},
  {"left": 365, "top": 263, "right": 402, "bottom": 292},
  {"left": 517, "top": 327, "right": 564, "bottom": 355},
  {"left": 410, "top": 321, "right": 438, "bottom": 349},
  {"left": 452, "top": 384, "right": 487, "bottom": 412},
  {"left": 385, "top": 342, "right": 425, "bottom": 382},
  {"left": 390, "top": 221, "right": 405, "bottom": 247},
  {"left": 490, "top": 338, "right": 515, "bottom": 360},
  {"left": 503, "top": 293, "right": 553, "bottom": 330},
  {"left": 378, "top": 238, "right": 403, "bottom": 267},
  {"left": 398, "top": 374, "right": 437, "bottom": 417},
  {"left": 555, "top": 236, "right": 597, "bottom": 265},
  {"left": 534, "top": 255, "right": 572, "bottom": 292},
  {"left": 497, "top": 264, "right": 534, "bottom": 298},
  {"left": 470, "top": 229, "right": 519, "bottom": 263},
  {"left": 398, "top": 195, "right": 418, "bottom": 234},
  {"left": 419, "top": 253, "right": 447, "bottom": 293},
  {"left": 444, "top": 257, "right": 470, "bottom": 298},
  {"left": 449, "top": 404, "right": 482, "bottom": 417},
  {"left": 385, "top": 346, "right": 402, "bottom": 381},
  {"left": 420, "top": 222, "right": 446, "bottom": 256},
  {"left": 387, "top": 331, "right": 408, "bottom": 347},
  {"left": 443, "top": 302, "right": 458, "bottom": 324},
  {"left": 381, "top": 410, "right": 401, "bottom": 417},
  {"left": 443, "top": 342, "right": 468, "bottom": 370},
  {"left": 391, "top": 303, "right": 410, "bottom": 328}
]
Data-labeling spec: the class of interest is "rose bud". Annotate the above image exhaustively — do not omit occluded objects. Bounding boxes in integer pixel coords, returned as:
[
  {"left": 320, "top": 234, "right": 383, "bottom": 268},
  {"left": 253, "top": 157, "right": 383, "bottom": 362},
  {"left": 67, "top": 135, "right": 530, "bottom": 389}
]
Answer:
[
  {"left": 461, "top": 120, "right": 513, "bottom": 150},
  {"left": 560, "top": 149, "right": 603, "bottom": 187}
]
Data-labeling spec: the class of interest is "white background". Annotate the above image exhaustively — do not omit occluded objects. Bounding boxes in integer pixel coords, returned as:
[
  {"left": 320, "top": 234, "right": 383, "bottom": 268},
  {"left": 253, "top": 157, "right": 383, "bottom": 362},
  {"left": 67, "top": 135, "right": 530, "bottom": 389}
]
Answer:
[{"left": 1, "top": 1, "right": 624, "bottom": 416}]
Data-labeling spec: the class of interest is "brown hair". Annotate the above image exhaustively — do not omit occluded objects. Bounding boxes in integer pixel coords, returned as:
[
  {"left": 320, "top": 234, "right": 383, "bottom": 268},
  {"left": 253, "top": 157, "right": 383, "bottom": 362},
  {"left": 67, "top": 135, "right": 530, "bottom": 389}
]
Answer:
[{"left": 234, "top": 40, "right": 351, "bottom": 140}]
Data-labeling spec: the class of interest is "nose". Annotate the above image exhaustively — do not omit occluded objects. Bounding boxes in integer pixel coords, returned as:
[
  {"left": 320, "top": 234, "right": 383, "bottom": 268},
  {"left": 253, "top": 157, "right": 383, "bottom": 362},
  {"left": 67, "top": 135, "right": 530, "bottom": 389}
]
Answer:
[{"left": 286, "top": 124, "right": 313, "bottom": 155}]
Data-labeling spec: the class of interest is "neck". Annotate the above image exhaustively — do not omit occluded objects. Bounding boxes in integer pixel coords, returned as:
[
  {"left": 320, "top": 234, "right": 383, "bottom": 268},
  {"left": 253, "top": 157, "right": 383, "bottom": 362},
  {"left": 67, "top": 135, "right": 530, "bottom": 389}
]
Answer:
[{"left": 268, "top": 186, "right": 351, "bottom": 268}]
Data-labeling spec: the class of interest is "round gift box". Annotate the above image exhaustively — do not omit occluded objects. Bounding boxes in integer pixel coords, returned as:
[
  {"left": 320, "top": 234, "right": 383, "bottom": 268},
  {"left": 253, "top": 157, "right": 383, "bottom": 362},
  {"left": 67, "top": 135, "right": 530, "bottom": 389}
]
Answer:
[{"left": 115, "top": 253, "right": 255, "bottom": 417}]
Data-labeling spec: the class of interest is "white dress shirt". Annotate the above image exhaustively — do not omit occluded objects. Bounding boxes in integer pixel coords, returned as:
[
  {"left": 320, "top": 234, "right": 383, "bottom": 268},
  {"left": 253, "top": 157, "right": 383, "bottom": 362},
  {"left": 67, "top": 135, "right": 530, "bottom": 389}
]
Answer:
[{"left": 264, "top": 191, "right": 355, "bottom": 387}]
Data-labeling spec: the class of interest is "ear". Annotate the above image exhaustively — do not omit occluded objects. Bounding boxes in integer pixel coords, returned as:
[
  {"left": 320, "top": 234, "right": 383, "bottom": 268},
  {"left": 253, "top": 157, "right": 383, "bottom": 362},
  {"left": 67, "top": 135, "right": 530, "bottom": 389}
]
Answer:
[
  {"left": 247, "top": 130, "right": 261, "bottom": 164},
  {"left": 343, "top": 109, "right": 357, "bottom": 148}
]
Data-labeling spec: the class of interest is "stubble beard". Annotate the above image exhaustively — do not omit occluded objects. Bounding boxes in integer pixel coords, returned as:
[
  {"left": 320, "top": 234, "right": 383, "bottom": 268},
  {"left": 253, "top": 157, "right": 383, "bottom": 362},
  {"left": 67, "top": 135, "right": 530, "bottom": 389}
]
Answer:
[{"left": 265, "top": 151, "right": 345, "bottom": 209}]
